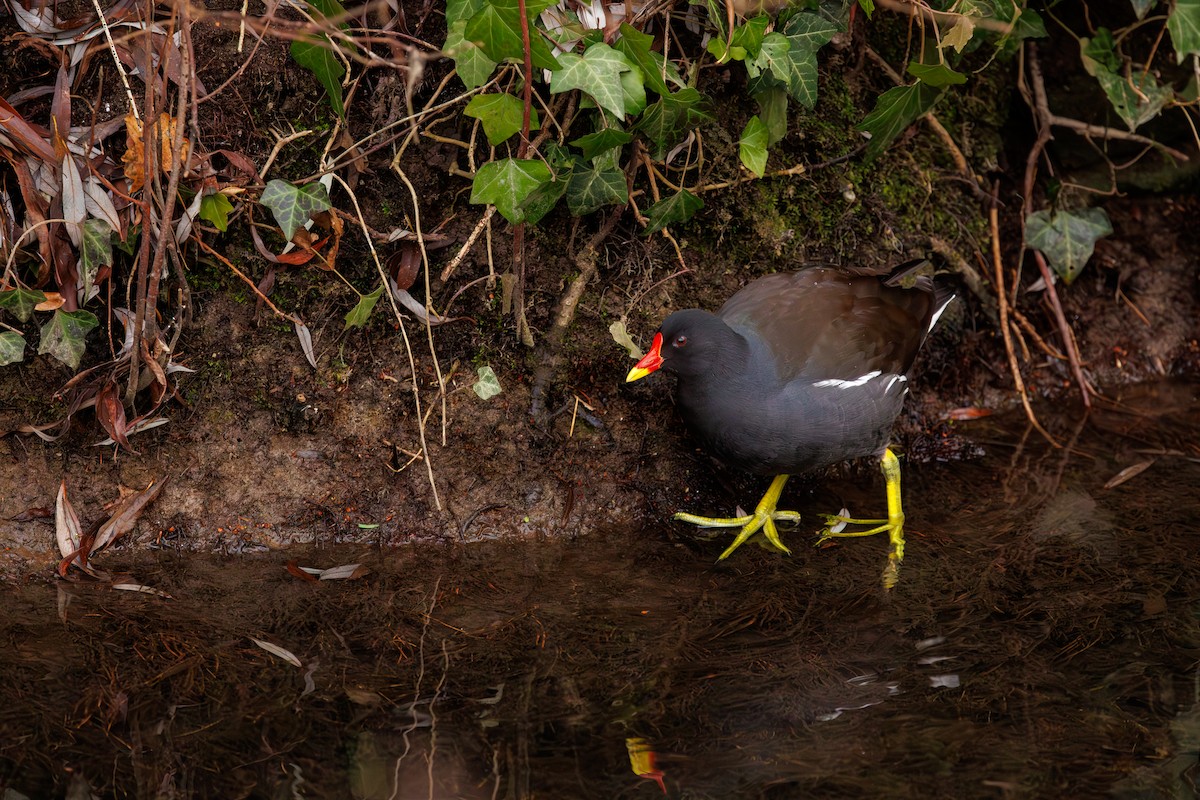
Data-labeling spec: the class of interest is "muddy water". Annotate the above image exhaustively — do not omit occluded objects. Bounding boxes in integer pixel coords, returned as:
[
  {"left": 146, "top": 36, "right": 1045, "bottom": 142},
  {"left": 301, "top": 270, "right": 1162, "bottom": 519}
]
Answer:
[{"left": 2, "top": 383, "right": 1199, "bottom": 799}]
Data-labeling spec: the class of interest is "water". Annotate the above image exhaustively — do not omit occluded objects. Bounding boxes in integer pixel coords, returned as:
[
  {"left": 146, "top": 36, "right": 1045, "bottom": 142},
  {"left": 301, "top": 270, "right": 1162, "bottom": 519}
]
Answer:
[{"left": 2, "top": 383, "right": 1199, "bottom": 799}]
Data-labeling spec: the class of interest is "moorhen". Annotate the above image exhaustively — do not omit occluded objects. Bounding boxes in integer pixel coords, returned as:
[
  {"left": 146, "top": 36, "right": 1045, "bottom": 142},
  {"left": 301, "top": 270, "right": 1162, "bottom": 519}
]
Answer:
[{"left": 626, "top": 260, "right": 952, "bottom": 586}]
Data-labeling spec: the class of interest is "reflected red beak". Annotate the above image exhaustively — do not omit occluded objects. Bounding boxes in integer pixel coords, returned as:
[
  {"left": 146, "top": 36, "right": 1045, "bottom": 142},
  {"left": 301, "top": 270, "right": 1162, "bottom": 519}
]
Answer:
[{"left": 625, "top": 332, "right": 664, "bottom": 382}]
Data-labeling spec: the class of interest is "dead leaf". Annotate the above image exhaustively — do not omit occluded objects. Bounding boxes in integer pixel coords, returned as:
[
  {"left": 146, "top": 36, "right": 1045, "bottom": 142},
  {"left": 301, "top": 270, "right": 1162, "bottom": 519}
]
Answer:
[
  {"left": 121, "top": 113, "right": 144, "bottom": 192},
  {"left": 250, "top": 637, "right": 302, "bottom": 667},
  {"left": 945, "top": 407, "right": 993, "bottom": 421},
  {"left": 317, "top": 563, "right": 370, "bottom": 580},
  {"left": 55, "top": 479, "right": 82, "bottom": 562},
  {"left": 34, "top": 292, "right": 65, "bottom": 311},
  {"left": 295, "top": 322, "right": 316, "bottom": 369},
  {"left": 94, "top": 380, "right": 130, "bottom": 451},
  {"left": 89, "top": 477, "right": 168, "bottom": 555},
  {"left": 287, "top": 560, "right": 319, "bottom": 582},
  {"left": 112, "top": 583, "right": 173, "bottom": 599},
  {"left": 1104, "top": 460, "right": 1154, "bottom": 490}
]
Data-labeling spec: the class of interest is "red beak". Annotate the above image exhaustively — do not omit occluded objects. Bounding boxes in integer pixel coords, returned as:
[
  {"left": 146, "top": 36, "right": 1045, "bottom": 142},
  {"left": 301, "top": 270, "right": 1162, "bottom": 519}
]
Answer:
[{"left": 625, "top": 332, "right": 664, "bottom": 382}]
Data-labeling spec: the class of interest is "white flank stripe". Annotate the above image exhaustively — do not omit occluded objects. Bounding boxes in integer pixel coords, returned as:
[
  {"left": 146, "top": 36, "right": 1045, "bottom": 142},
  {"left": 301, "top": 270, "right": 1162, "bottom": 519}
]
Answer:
[{"left": 813, "top": 370, "right": 883, "bottom": 389}]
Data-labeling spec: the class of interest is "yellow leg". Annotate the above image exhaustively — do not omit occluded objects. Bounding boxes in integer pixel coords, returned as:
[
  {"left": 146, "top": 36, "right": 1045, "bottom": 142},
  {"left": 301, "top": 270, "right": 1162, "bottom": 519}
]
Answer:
[
  {"left": 672, "top": 474, "right": 800, "bottom": 560},
  {"left": 814, "top": 448, "right": 906, "bottom": 588}
]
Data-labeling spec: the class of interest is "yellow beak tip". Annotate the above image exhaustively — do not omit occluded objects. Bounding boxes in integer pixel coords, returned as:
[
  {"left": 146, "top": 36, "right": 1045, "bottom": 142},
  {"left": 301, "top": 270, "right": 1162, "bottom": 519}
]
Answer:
[{"left": 626, "top": 366, "right": 652, "bottom": 383}]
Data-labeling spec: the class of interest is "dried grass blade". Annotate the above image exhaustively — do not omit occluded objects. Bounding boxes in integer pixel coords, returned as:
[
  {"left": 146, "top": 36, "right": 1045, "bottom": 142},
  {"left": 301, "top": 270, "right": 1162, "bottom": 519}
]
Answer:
[{"left": 250, "top": 637, "right": 302, "bottom": 667}]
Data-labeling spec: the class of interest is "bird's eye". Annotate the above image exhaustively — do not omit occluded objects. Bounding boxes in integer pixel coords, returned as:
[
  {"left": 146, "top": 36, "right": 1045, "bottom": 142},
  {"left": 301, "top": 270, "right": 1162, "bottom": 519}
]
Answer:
[{"left": 673, "top": 335, "right": 688, "bottom": 347}]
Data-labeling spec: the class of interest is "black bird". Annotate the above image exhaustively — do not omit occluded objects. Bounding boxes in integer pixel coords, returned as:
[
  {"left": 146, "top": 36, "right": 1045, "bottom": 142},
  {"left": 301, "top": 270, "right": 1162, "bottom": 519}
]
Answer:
[{"left": 626, "top": 260, "right": 953, "bottom": 586}]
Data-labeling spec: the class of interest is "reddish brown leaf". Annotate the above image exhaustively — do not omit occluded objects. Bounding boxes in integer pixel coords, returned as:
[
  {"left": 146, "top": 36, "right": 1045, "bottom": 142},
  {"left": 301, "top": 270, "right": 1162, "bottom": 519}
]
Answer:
[
  {"left": 8, "top": 506, "right": 51, "bottom": 522},
  {"left": 388, "top": 241, "right": 421, "bottom": 291},
  {"left": 276, "top": 249, "right": 316, "bottom": 266},
  {"left": 944, "top": 407, "right": 993, "bottom": 421},
  {"left": 286, "top": 560, "right": 319, "bottom": 582},
  {"left": 95, "top": 380, "right": 130, "bottom": 451},
  {"left": 51, "top": 63, "right": 71, "bottom": 161},
  {"left": 90, "top": 476, "right": 168, "bottom": 555},
  {"left": 0, "top": 96, "right": 57, "bottom": 162}
]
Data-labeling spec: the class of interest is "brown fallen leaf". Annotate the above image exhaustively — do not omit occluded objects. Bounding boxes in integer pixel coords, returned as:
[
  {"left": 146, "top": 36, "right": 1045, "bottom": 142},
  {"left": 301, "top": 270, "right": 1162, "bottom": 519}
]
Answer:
[
  {"left": 944, "top": 407, "right": 993, "bottom": 421},
  {"left": 95, "top": 380, "right": 131, "bottom": 451},
  {"left": 1103, "top": 460, "right": 1154, "bottom": 490},
  {"left": 90, "top": 476, "right": 169, "bottom": 555}
]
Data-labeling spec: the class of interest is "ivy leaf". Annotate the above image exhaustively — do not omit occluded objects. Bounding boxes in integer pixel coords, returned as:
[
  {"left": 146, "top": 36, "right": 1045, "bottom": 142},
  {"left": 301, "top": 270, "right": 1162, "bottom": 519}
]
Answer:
[
  {"left": 907, "top": 61, "right": 967, "bottom": 87},
  {"left": 739, "top": 116, "right": 769, "bottom": 177},
  {"left": 38, "top": 309, "right": 98, "bottom": 370},
  {"left": 857, "top": 0, "right": 875, "bottom": 18},
  {"left": 1168, "top": 0, "right": 1200, "bottom": 60},
  {"left": 470, "top": 158, "right": 553, "bottom": 223},
  {"left": 643, "top": 190, "right": 703, "bottom": 235},
  {"left": 614, "top": 23, "right": 682, "bottom": 96},
  {"left": 79, "top": 218, "right": 113, "bottom": 303},
  {"left": 0, "top": 287, "right": 47, "bottom": 323},
  {"left": 199, "top": 192, "right": 234, "bottom": 232},
  {"left": 1081, "top": 28, "right": 1121, "bottom": 75},
  {"left": 731, "top": 15, "right": 770, "bottom": 59},
  {"left": 473, "top": 365, "right": 503, "bottom": 399},
  {"left": 445, "top": 19, "right": 499, "bottom": 90},
  {"left": 465, "top": 93, "right": 538, "bottom": 145},
  {"left": 754, "top": 86, "right": 789, "bottom": 145},
  {"left": 857, "top": 82, "right": 942, "bottom": 158},
  {"left": 940, "top": 15, "right": 975, "bottom": 52},
  {"left": 520, "top": 166, "right": 572, "bottom": 225},
  {"left": 290, "top": 0, "right": 349, "bottom": 119},
  {"left": 0, "top": 331, "right": 25, "bottom": 366},
  {"left": 344, "top": 286, "right": 383, "bottom": 329},
  {"left": 465, "top": 0, "right": 562, "bottom": 72},
  {"left": 550, "top": 43, "right": 632, "bottom": 119},
  {"left": 635, "top": 88, "right": 711, "bottom": 157},
  {"left": 565, "top": 163, "right": 627, "bottom": 216},
  {"left": 1025, "top": 208, "right": 1113, "bottom": 284},
  {"left": 620, "top": 61, "right": 647, "bottom": 117},
  {"left": 571, "top": 128, "right": 632, "bottom": 161},
  {"left": 1094, "top": 69, "right": 1171, "bottom": 130},
  {"left": 447, "top": 0, "right": 483, "bottom": 25},
  {"left": 261, "top": 179, "right": 333, "bottom": 239}
]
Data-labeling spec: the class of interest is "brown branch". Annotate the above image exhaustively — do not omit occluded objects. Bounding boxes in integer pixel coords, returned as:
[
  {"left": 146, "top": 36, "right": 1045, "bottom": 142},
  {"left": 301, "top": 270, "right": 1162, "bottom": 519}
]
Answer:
[{"left": 989, "top": 181, "right": 1058, "bottom": 448}]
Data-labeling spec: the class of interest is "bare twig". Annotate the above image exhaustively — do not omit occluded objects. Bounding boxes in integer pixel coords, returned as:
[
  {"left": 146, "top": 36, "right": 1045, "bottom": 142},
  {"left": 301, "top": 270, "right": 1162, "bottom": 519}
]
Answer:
[{"left": 989, "top": 182, "right": 1058, "bottom": 447}]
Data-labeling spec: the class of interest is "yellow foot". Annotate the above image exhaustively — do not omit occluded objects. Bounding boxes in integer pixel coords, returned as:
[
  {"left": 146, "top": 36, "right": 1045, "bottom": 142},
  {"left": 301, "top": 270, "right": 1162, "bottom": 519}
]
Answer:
[
  {"left": 672, "top": 474, "right": 798, "bottom": 560},
  {"left": 811, "top": 448, "right": 908, "bottom": 589}
]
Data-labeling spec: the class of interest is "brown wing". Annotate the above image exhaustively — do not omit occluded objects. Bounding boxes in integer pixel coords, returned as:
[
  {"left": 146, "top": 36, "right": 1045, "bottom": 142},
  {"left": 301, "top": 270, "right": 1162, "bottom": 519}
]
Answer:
[{"left": 717, "top": 266, "right": 935, "bottom": 382}]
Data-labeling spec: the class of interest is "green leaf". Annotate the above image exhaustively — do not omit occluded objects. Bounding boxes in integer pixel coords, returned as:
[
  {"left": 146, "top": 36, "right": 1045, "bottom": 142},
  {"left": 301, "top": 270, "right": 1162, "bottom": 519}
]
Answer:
[
  {"left": 261, "top": 179, "right": 333, "bottom": 239},
  {"left": 79, "top": 218, "right": 112, "bottom": 303},
  {"left": 470, "top": 158, "right": 553, "bottom": 223},
  {"left": 199, "top": 192, "right": 234, "bottom": 232},
  {"left": 571, "top": 128, "right": 633, "bottom": 161},
  {"left": 857, "top": 82, "right": 943, "bottom": 158},
  {"left": 465, "top": 0, "right": 562, "bottom": 72},
  {"left": 747, "top": 26, "right": 832, "bottom": 109},
  {"left": 739, "top": 116, "right": 769, "bottom": 177},
  {"left": 1025, "top": 208, "right": 1113, "bottom": 284},
  {"left": 445, "top": 20, "right": 499, "bottom": 90},
  {"left": 620, "top": 61, "right": 647, "bottom": 117},
  {"left": 465, "top": 93, "right": 538, "bottom": 145},
  {"left": 857, "top": 0, "right": 874, "bottom": 18},
  {"left": 732, "top": 15, "right": 770, "bottom": 58},
  {"left": 0, "top": 331, "right": 25, "bottom": 366},
  {"left": 290, "top": 34, "right": 346, "bottom": 119},
  {"left": 344, "top": 286, "right": 383, "bottom": 329},
  {"left": 781, "top": 11, "right": 840, "bottom": 48},
  {"left": 754, "top": 86, "right": 789, "bottom": 146},
  {"left": 447, "top": 0, "right": 484, "bottom": 25},
  {"left": 519, "top": 167, "right": 572, "bottom": 225},
  {"left": 0, "top": 288, "right": 47, "bottom": 323},
  {"left": 634, "top": 88, "right": 711, "bottom": 158},
  {"left": 1094, "top": 69, "right": 1172, "bottom": 130},
  {"left": 1081, "top": 28, "right": 1120, "bottom": 75},
  {"left": 550, "top": 43, "right": 632, "bottom": 119},
  {"left": 565, "top": 163, "right": 627, "bottom": 215},
  {"left": 642, "top": 190, "right": 703, "bottom": 235},
  {"left": 473, "top": 365, "right": 502, "bottom": 400},
  {"left": 907, "top": 61, "right": 968, "bottom": 87},
  {"left": 38, "top": 309, "right": 98, "bottom": 370},
  {"left": 1168, "top": 0, "right": 1200, "bottom": 62},
  {"left": 615, "top": 24, "right": 681, "bottom": 96}
]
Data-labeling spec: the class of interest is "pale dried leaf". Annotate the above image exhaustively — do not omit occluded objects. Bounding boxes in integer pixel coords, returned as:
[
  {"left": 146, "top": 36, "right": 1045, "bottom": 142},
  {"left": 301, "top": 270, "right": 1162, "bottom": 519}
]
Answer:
[
  {"left": 609, "top": 319, "right": 643, "bottom": 359},
  {"left": 82, "top": 176, "right": 121, "bottom": 231},
  {"left": 94, "top": 416, "right": 169, "bottom": 446},
  {"left": 174, "top": 187, "right": 203, "bottom": 242},
  {"left": 112, "top": 583, "right": 174, "bottom": 599},
  {"left": 250, "top": 637, "right": 303, "bottom": 667},
  {"left": 61, "top": 156, "right": 86, "bottom": 248},
  {"left": 1104, "top": 460, "right": 1154, "bottom": 490},
  {"left": 55, "top": 480, "right": 82, "bottom": 561},
  {"left": 295, "top": 321, "right": 317, "bottom": 368},
  {"left": 318, "top": 563, "right": 370, "bottom": 580}
]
